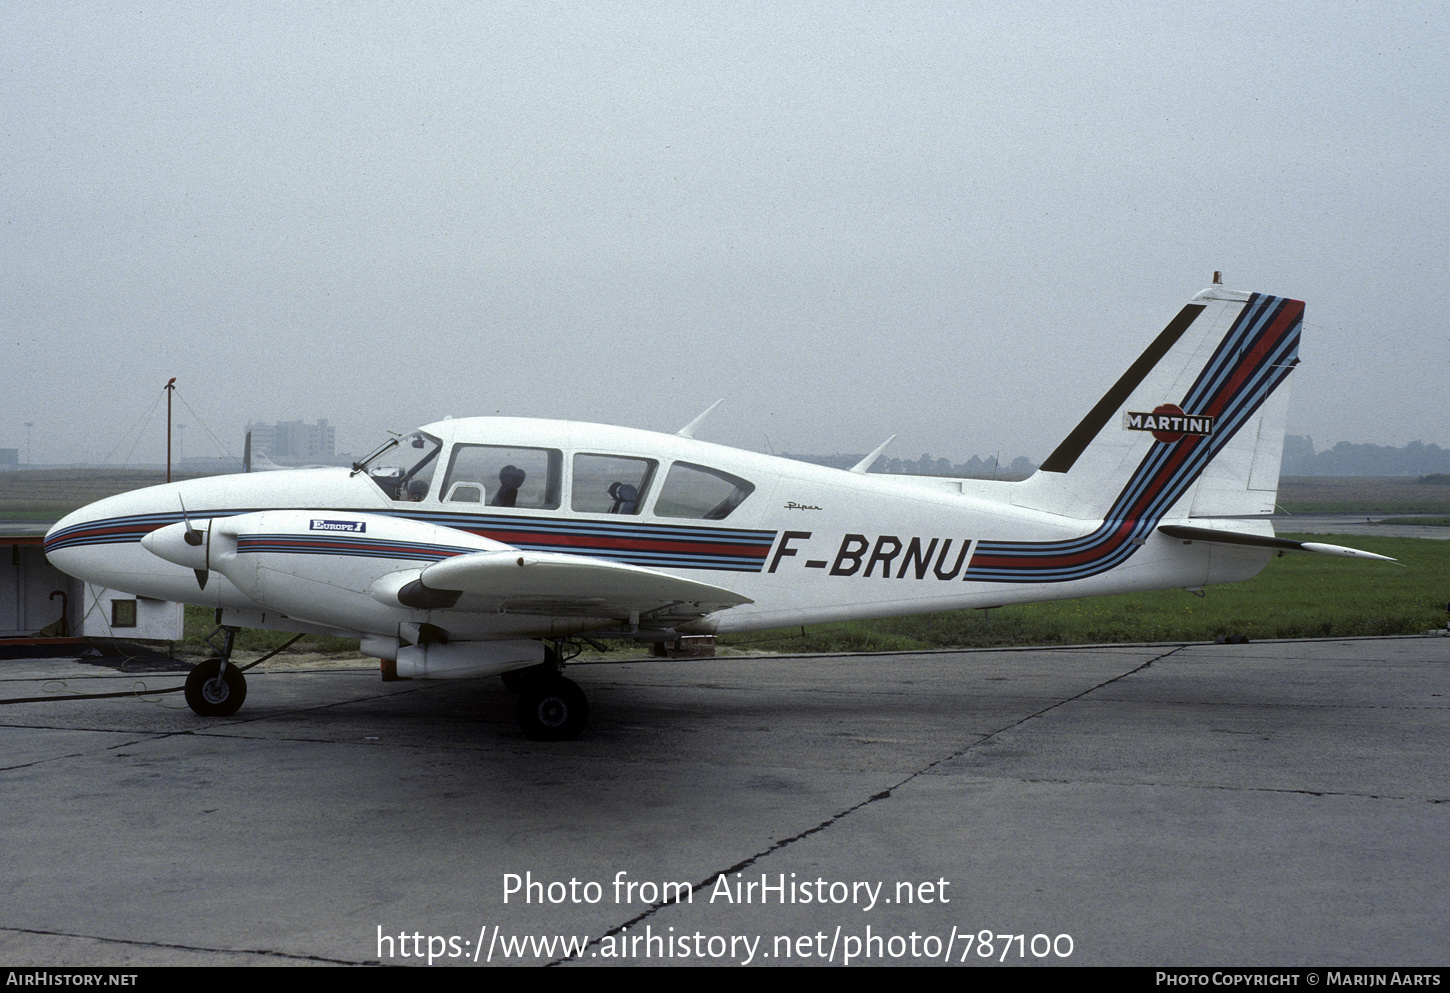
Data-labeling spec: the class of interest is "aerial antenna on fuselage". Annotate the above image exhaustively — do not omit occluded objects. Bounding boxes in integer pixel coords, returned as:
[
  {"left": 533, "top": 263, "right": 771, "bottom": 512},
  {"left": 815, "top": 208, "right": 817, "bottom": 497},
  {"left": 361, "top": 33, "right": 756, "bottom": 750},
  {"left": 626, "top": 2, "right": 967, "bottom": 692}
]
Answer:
[
  {"left": 850, "top": 435, "right": 896, "bottom": 473},
  {"left": 676, "top": 399, "right": 723, "bottom": 438}
]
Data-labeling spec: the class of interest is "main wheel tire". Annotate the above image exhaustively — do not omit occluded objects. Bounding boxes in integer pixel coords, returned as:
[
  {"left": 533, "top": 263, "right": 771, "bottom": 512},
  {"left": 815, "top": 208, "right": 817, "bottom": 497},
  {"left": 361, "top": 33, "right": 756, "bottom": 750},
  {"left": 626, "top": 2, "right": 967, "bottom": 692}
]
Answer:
[
  {"left": 516, "top": 676, "right": 588, "bottom": 741},
  {"left": 184, "top": 658, "right": 247, "bottom": 717}
]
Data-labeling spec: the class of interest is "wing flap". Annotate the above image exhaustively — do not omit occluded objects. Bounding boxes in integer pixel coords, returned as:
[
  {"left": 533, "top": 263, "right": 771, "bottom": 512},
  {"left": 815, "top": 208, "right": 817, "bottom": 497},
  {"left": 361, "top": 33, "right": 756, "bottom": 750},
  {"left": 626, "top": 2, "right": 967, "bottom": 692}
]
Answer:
[{"left": 413, "top": 549, "right": 752, "bottom": 622}]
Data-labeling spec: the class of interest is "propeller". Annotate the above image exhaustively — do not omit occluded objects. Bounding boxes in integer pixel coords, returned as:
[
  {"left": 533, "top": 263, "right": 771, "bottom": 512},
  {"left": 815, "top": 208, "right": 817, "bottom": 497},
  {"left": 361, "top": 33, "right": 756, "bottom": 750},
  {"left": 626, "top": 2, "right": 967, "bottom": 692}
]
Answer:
[{"left": 178, "top": 496, "right": 209, "bottom": 589}]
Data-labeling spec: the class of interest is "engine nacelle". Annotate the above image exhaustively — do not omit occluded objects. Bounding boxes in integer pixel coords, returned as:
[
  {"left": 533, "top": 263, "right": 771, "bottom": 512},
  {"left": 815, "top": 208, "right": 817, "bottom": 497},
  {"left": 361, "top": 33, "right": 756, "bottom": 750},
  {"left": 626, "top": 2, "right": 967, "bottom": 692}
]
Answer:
[
  {"left": 145, "top": 510, "right": 509, "bottom": 632},
  {"left": 395, "top": 639, "right": 542, "bottom": 678}
]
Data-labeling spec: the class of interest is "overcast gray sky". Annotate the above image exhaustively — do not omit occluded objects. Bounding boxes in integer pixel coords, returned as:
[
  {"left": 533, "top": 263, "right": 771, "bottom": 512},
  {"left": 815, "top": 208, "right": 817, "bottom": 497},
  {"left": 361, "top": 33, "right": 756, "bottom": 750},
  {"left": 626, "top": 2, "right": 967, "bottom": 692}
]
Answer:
[{"left": 4, "top": 1, "right": 1446, "bottom": 466}]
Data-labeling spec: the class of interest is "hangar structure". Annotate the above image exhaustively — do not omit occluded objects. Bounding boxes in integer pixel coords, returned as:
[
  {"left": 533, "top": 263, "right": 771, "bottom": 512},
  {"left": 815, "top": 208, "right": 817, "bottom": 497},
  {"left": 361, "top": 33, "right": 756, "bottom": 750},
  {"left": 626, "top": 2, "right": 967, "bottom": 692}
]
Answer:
[{"left": 1, "top": 523, "right": 182, "bottom": 652}]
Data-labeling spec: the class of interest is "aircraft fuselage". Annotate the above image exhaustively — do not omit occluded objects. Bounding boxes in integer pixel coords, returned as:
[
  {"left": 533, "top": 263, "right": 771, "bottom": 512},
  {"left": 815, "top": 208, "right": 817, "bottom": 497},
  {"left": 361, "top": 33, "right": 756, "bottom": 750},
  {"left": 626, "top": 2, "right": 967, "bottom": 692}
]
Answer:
[{"left": 45, "top": 416, "right": 1267, "bottom": 650}]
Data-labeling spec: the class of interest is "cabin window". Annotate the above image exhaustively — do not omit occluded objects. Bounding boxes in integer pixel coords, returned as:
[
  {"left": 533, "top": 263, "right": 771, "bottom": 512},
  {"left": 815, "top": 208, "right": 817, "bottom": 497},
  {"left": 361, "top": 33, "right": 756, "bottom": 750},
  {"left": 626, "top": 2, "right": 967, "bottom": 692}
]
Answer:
[
  {"left": 442, "top": 446, "right": 562, "bottom": 509},
  {"left": 654, "top": 462, "right": 755, "bottom": 520},
  {"left": 571, "top": 454, "right": 656, "bottom": 515}
]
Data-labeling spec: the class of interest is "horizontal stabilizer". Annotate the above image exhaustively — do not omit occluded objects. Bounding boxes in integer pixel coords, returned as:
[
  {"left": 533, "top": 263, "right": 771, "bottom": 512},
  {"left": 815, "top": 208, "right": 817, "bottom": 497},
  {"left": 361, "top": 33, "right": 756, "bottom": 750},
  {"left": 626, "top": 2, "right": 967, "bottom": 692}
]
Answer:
[{"left": 1157, "top": 525, "right": 1396, "bottom": 562}]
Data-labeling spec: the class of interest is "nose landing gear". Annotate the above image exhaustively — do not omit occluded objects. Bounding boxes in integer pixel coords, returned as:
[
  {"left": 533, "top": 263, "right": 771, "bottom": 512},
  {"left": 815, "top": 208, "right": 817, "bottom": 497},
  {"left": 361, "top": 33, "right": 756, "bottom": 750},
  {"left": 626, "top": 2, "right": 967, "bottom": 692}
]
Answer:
[
  {"left": 184, "top": 656, "right": 247, "bottom": 716},
  {"left": 184, "top": 627, "right": 246, "bottom": 716},
  {"left": 182, "top": 627, "right": 304, "bottom": 718}
]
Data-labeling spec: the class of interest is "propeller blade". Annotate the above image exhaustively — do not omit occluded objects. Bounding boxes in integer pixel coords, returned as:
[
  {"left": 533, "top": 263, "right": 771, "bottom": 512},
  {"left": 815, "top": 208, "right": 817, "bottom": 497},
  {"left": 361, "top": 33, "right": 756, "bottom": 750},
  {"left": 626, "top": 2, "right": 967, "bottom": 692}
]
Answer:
[{"left": 178, "top": 497, "right": 209, "bottom": 589}]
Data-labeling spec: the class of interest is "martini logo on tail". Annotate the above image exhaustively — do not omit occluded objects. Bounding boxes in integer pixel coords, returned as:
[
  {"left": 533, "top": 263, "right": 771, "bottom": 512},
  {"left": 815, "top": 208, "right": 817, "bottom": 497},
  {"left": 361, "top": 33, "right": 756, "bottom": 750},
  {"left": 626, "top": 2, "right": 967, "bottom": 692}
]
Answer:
[{"left": 1124, "top": 404, "right": 1214, "bottom": 443}]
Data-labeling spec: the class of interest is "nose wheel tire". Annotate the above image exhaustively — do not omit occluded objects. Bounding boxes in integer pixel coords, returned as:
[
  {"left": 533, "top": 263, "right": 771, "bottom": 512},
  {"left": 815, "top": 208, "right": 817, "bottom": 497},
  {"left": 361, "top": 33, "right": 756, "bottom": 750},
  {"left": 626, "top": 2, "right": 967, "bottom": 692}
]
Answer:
[
  {"left": 185, "top": 658, "right": 248, "bottom": 717},
  {"left": 516, "top": 676, "right": 588, "bottom": 741}
]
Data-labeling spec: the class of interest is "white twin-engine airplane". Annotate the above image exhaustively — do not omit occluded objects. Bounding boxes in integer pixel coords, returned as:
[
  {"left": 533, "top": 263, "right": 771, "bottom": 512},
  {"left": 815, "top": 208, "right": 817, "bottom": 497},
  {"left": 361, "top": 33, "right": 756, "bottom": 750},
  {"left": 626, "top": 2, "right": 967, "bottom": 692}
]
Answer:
[{"left": 45, "top": 283, "right": 1391, "bottom": 739}]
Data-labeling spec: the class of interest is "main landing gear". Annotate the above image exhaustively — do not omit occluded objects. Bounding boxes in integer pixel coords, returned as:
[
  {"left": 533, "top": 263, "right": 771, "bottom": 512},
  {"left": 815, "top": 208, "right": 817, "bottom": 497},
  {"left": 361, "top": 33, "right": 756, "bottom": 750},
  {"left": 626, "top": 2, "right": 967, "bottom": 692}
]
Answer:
[
  {"left": 503, "top": 643, "right": 589, "bottom": 741},
  {"left": 185, "top": 626, "right": 247, "bottom": 717}
]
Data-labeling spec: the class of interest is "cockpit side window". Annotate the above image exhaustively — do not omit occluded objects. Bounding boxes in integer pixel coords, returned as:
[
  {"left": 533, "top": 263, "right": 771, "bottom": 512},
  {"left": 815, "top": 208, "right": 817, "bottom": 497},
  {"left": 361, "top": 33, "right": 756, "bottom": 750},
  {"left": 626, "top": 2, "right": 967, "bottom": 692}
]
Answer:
[
  {"left": 654, "top": 462, "right": 755, "bottom": 520},
  {"left": 442, "top": 445, "right": 562, "bottom": 509},
  {"left": 571, "top": 454, "right": 656, "bottom": 515}
]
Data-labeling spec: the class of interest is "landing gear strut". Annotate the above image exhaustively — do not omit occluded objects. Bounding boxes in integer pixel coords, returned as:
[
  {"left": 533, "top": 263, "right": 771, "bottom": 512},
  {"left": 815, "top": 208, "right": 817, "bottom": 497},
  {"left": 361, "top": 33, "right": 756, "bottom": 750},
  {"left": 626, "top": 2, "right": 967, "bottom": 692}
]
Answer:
[
  {"left": 185, "top": 627, "right": 246, "bottom": 717},
  {"left": 504, "top": 641, "right": 589, "bottom": 741}
]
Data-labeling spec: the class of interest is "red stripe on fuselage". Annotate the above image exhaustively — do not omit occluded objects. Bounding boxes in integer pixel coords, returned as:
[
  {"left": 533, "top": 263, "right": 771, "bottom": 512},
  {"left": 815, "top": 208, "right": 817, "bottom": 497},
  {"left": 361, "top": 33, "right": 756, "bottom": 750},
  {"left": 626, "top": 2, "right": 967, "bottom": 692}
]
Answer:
[{"left": 464, "top": 528, "right": 770, "bottom": 560}]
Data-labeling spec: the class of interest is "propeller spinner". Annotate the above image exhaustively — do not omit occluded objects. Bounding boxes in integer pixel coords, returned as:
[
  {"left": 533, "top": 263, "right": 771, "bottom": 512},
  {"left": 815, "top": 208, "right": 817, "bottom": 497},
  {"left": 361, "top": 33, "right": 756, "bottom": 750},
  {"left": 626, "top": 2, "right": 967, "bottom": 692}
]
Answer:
[{"left": 140, "top": 498, "right": 211, "bottom": 589}]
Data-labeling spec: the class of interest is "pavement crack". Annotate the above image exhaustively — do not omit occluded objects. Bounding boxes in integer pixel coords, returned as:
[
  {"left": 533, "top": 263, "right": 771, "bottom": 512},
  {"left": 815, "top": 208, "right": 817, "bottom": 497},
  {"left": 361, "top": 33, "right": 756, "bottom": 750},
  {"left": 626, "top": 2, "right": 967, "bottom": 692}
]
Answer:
[
  {"left": 549, "top": 648, "right": 1183, "bottom": 966},
  {"left": 1009, "top": 776, "right": 1444, "bottom": 803},
  {"left": 0, "top": 925, "right": 371, "bottom": 965},
  {"left": 549, "top": 779, "right": 903, "bottom": 965},
  {"left": 886, "top": 644, "right": 1188, "bottom": 789}
]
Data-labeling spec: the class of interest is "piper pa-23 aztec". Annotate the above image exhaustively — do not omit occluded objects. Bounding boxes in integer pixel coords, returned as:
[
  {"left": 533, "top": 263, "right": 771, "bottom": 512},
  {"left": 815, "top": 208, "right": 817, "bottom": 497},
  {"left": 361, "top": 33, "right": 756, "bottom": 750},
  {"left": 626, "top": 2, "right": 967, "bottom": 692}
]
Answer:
[{"left": 45, "top": 281, "right": 1391, "bottom": 739}]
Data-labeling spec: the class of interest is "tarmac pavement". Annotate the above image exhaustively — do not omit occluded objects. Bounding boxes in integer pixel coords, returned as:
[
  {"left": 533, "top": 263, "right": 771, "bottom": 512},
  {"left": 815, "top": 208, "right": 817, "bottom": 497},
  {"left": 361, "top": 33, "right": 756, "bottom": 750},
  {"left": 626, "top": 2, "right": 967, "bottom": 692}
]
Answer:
[{"left": 1, "top": 637, "right": 1445, "bottom": 967}]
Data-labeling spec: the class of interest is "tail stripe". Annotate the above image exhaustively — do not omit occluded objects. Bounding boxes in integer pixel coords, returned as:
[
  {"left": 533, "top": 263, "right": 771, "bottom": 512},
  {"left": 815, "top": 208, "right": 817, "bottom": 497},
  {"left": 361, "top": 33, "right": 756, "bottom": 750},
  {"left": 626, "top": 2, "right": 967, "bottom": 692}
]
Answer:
[
  {"left": 1038, "top": 303, "right": 1207, "bottom": 473},
  {"left": 1181, "top": 295, "right": 1295, "bottom": 414},
  {"left": 966, "top": 294, "right": 1302, "bottom": 583}
]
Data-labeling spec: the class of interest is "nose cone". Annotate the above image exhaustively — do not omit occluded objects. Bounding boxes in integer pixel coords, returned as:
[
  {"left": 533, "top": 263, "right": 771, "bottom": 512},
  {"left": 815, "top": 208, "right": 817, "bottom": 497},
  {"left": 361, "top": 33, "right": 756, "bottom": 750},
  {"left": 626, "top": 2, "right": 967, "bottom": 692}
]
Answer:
[
  {"left": 43, "top": 487, "right": 185, "bottom": 587},
  {"left": 43, "top": 512, "right": 91, "bottom": 579},
  {"left": 46, "top": 502, "right": 140, "bottom": 581}
]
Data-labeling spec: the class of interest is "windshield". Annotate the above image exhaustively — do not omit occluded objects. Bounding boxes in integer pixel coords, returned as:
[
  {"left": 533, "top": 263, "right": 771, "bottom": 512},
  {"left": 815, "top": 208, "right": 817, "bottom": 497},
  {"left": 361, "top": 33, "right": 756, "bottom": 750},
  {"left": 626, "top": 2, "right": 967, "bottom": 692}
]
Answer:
[{"left": 359, "top": 430, "right": 442, "bottom": 501}]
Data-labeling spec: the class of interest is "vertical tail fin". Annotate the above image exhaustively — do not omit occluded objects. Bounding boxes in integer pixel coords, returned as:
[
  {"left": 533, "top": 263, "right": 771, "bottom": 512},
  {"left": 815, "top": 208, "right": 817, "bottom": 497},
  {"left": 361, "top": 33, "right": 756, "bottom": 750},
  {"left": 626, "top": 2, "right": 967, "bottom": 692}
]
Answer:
[{"left": 1015, "top": 286, "right": 1302, "bottom": 523}]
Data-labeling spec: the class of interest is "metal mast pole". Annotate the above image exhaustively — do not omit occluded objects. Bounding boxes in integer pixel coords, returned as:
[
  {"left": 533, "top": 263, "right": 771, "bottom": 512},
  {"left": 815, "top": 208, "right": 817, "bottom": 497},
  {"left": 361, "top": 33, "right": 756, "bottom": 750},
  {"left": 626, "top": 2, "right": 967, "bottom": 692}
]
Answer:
[{"left": 166, "top": 378, "right": 176, "bottom": 482}]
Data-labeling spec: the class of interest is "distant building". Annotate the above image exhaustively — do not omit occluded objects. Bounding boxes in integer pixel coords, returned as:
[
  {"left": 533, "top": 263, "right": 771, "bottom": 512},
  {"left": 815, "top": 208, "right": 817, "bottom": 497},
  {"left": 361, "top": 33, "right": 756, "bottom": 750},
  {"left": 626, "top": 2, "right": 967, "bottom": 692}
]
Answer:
[
  {"left": 246, "top": 419, "right": 336, "bottom": 463},
  {"left": 0, "top": 449, "right": 17, "bottom": 471}
]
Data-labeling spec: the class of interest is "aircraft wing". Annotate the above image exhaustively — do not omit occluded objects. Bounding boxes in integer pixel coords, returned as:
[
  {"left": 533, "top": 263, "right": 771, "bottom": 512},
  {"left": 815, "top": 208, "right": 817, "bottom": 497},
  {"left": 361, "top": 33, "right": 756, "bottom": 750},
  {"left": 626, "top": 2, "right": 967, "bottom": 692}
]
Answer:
[
  {"left": 1156, "top": 525, "right": 1396, "bottom": 562},
  {"left": 392, "top": 549, "right": 753, "bottom": 625}
]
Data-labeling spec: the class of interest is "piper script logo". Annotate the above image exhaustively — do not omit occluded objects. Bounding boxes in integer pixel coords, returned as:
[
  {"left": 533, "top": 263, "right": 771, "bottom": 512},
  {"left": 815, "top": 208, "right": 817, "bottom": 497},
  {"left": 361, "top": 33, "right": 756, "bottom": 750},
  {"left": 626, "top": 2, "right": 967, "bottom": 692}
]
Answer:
[
  {"left": 310, "top": 519, "right": 367, "bottom": 533},
  {"left": 1124, "top": 404, "right": 1215, "bottom": 443}
]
